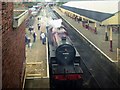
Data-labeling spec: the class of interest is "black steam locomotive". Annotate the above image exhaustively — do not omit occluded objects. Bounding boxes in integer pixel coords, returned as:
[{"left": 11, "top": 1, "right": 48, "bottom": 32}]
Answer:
[{"left": 48, "top": 26, "right": 83, "bottom": 88}]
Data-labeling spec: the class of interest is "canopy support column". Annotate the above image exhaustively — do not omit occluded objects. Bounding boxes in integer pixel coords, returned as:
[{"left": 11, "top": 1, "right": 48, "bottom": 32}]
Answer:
[
  {"left": 109, "top": 26, "right": 113, "bottom": 52},
  {"left": 94, "top": 22, "right": 97, "bottom": 34},
  {"left": 105, "top": 25, "right": 108, "bottom": 41}
]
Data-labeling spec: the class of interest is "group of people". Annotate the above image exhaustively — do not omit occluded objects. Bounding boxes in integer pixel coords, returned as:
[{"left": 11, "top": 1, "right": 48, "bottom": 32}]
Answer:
[
  {"left": 25, "top": 32, "right": 37, "bottom": 49},
  {"left": 25, "top": 23, "right": 46, "bottom": 49},
  {"left": 37, "top": 17, "right": 46, "bottom": 45}
]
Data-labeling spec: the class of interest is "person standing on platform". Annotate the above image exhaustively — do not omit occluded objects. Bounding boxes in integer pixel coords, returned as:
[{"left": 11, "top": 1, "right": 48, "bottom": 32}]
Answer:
[
  {"left": 27, "top": 37, "right": 31, "bottom": 48},
  {"left": 37, "top": 24, "right": 41, "bottom": 31},
  {"left": 28, "top": 25, "right": 32, "bottom": 34},
  {"left": 29, "top": 25, "right": 34, "bottom": 34},
  {"left": 38, "top": 17, "right": 39, "bottom": 20},
  {"left": 31, "top": 25, "right": 34, "bottom": 33},
  {"left": 33, "top": 31, "right": 37, "bottom": 42},
  {"left": 40, "top": 32, "right": 46, "bottom": 45},
  {"left": 25, "top": 33, "right": 28, "bottom": 45},
  {"left": 29, "top": 40, "right": 32, "bottom": 49},
  {"left": 46, "top": 25, "right": 49, "bottom": 33},
  {"left": 38, "top": 17, "right": 40, "bottom": 20}
]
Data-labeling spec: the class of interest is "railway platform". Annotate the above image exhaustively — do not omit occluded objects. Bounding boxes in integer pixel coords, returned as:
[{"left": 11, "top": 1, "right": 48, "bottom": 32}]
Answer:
[
  {"left": 24, "top": 8, "right": 49, "bottom": 88},
  {"left": 54, "top": 7, "right": 119, "bottom": 63}
]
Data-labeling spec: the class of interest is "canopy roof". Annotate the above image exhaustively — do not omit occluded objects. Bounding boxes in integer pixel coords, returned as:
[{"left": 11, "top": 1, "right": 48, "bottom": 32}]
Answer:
[
  {"left": 61, "top": 0, "right": 120, "bottom": 22},
  {"left": 63, "top": 1, "right": 119, "bottom": 14}
]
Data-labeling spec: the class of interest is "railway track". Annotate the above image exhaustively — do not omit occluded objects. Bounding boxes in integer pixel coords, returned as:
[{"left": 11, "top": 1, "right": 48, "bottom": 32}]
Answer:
[
  {"left": 47, "top": 8, "right": 100, "bottom": 88},
  {"left": 52, "top": 9, "right": 120, "bottom": 88}
]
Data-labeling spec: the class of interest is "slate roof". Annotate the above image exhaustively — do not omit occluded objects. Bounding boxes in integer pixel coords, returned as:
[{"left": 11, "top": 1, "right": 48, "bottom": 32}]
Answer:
[{"left": 61, "top": 5, "right": 114, "bottom": 22}]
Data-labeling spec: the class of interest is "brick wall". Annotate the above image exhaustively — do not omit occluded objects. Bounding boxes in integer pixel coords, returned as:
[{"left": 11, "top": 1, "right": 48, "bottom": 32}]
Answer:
[
  {"left": 2, "top": 2, "right": 25, "bottom": 88},
  {"left": 0, "top": 2, "right": 2, "bottom": 89}
]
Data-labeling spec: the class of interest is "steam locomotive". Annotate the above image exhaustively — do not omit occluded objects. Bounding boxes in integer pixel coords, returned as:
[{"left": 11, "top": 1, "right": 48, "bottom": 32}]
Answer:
[{"left": 48, "top": 25, "right": 83, "bottom": 88}]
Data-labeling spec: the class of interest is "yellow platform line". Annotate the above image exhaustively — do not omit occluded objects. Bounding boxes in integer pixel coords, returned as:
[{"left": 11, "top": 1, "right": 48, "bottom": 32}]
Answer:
[
  {"left": 26, "top": 74, "right": 41, "bottom": 77},
  {"left": 26, "top": 62, "right": 43, "bottom": 65},
  {"left": 22, "top": 68, "right": 26, "bottom": 89}
]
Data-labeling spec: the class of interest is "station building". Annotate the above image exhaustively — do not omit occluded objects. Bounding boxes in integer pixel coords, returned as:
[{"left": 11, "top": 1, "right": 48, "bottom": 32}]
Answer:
[{"left": 59, "top": 1, "right": 120, "bottom": 52}]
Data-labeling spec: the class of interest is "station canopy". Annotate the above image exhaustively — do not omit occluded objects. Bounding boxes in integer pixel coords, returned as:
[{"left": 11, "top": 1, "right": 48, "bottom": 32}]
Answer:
[{"left": 62, "top": 0, "right": 120, "bottom": 22}]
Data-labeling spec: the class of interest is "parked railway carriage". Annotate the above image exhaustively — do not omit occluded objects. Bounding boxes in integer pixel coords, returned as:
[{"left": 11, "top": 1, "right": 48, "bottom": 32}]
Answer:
[{"left": 48, "top": 26, "right": 83, "bottom": 88}]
